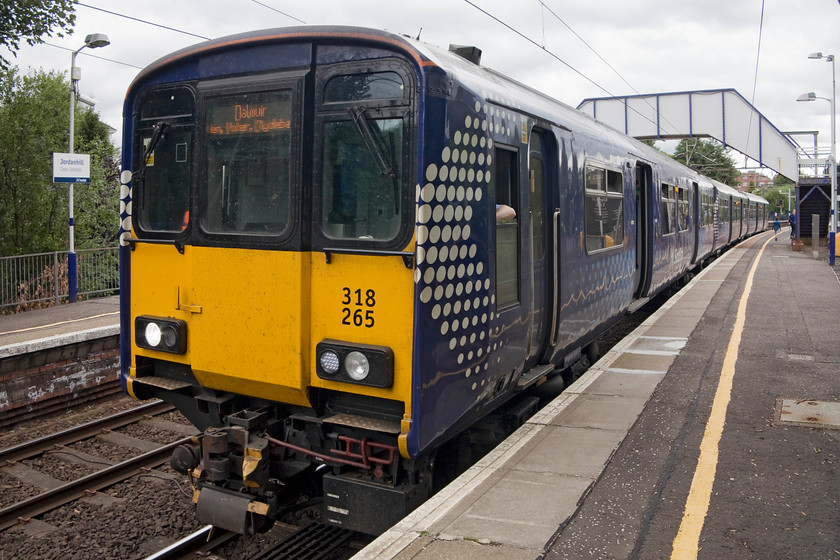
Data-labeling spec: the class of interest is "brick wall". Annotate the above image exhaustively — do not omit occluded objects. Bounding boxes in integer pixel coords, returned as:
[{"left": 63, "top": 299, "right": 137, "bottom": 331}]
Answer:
[{"left": 0, "top": 335, "right": 121, "bottom": 430}]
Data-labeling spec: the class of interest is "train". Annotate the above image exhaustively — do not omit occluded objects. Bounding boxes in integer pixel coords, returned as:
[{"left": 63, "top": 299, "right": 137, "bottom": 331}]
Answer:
[{"left": 117, "top": 26, "right": 768, "bottom": 536}]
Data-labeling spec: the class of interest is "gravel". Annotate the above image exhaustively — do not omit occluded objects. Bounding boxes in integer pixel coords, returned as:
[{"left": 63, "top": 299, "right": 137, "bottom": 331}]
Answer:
[{"left": 0, "top": 395, "right": 214, "bottom": 559}]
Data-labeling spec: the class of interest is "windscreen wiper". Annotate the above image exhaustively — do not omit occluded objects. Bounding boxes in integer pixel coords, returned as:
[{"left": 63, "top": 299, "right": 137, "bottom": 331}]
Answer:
[
  {"left": 348, "top": 108, "right": 395, "bottom": 179},
  {"left": 347, "top": 108, "right": 399, "bottom": 212},
  {"left": 133, "top": 121, "right": 168, "bottom": 182}
]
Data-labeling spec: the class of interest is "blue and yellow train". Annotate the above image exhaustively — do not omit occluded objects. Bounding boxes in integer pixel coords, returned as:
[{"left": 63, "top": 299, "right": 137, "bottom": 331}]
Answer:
[{"left": 118, "top": 26, "right": 768, "bottom": 535}]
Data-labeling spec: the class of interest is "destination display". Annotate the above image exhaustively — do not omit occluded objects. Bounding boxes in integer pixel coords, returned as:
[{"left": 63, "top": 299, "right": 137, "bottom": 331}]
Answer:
[{"left": 207, "top": 93, "right": 291, "bottom": 136}]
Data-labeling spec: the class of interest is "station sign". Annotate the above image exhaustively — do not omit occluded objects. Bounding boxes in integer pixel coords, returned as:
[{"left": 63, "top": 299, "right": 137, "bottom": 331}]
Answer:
[{"left": 53, "top": 152, "right": 91, "bottom": 183}]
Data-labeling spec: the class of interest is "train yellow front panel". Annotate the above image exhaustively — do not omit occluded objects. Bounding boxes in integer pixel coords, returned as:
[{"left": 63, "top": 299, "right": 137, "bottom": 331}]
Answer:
[
  {"left": 309, "top": 253, "right": 415, "bottom": 406},
  {"left": 131, "top": 244, "right": 311, "bottom": 407},
  {"left": 189, "top": 247, "right": 310, "bottom": 405}
]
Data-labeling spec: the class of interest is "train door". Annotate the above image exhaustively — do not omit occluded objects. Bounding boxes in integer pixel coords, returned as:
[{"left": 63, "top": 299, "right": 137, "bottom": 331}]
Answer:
[
  {"left": 633, "top": 162, "right": 652, "bottom": 297},
  {"left": 691, "top": 182, "right": 700, "bottom": 264},
  {"left": 525, "top": 130, "right": 552, "bottom": 366}
]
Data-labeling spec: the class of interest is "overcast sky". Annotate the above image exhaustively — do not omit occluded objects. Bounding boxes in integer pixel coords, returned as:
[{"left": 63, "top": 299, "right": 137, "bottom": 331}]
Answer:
[{"left": 8, "top": 0, "right": 840, "bottom": 173}]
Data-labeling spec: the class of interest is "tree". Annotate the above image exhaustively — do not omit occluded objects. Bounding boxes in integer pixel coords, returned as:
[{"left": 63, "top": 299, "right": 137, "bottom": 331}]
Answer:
[
  {"left": 0, "top": 66, "right": 118, "bottom": 256},
  {"left": 671, "top": 138, "right": 739, "bottom": 186},
  {"left": 762, "top": 187, "right": 793, "bottom": 216},
  {"left": 773, "top": 173, "right": 795, "bottom": 187},
  {"left": 0, "top": 1, "right": 76, "bottom": 70}
]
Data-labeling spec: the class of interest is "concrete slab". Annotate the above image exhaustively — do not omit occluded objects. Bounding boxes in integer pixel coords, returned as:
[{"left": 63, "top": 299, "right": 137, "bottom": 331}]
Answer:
[
  {"left": 648, "top": 306, "right": 705, "bottom": 329},
  {"left": 550, "top": 393, "right": 648, "bottom": 432},
  {"left": 444, "top": 470, "right": 592, "bottom": 549},
  {"left": 48, "top": 447, "right": 114, "bottom": 468},
  {"left": 141, "top": 417, "right": 200, "bottom": 437},
  {"left": 586, "top": 370, "right": 665, "bottom": 397},
  {"left": 393, "top": 537, "right": 537, "bottom": 560},
  {"left": 627, "top": 336, "right": 687, "bottom": 354},
  {"left": 18, "top": 518, "right": 58, "bottom": 537},
  {"left": 96, "top": 431, "right": 160, "bottom": 453},
  {"left": 607, "top": 351, "right": 675, "bottom": 374},
  {"left": 82, "top": 491, "right": 125, "bottom": 508},
  {"left": 639, "top": 323, "right": 697, "bottom": 339},
  {"left": 1, "top": 462, "right": 63, "bottom": 489},
  {"left": 513, "top": 425, "right": 625, "bottom": 478}
]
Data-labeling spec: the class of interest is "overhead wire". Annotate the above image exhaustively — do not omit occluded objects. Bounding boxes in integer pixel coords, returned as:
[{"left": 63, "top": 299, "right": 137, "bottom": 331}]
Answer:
[
  {"left": 744, "top": 0, "right": 766, "bottom": 166},
  {"left": 462, "top": 0, "right": 612, "bottom": 97},
  {"left": 249, "top": 0, "right": 307, "bottom": 24},
  {"left": 463, "top": 0, "right": 677, "bottom": 137},
  {"left": 41, "top": 41, "right": 143, "bottom": 69},
  {"left": 66, "top": 2, "right": 306, "bottom": 70},
  {"left": 537, "top": 0, "right": 681, "bottom": 137},
  {"left": 75, "top": 2, "right": 211, "bottom": 41}
]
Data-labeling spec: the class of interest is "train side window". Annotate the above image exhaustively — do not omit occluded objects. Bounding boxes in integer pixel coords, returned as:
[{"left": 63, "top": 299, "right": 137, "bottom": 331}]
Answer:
[
  {"left": 584, "top": 165, "right": 624, "bottom": 253},
  {"left": 661, "top": 183, "right": 676, "bottom": 235},
  {"left": 678, "top": 187, "right": 689, "bottom": 231},
  {"left": 493, "top": 146, "right": 519, "bottom": 310}
]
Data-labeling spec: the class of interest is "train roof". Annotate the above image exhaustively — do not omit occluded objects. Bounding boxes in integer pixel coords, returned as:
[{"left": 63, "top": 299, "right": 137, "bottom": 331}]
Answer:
[{"left": 127, "top": 25, "right": 766, "bottom": 205}]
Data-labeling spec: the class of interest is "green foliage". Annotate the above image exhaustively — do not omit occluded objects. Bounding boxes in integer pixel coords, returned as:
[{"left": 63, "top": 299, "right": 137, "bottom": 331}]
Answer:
[
  {"left": 0, "top": 0, "right": 76, "bottom": 70},
  {"left": 773, "top": 173, "right": 795, "bottom": 187},
  {"left": 0, "top": 67, "right": 118, "bottom": 256},
  {"left": 671, "top": 138, "right": 739, "bottom": 186},
  {"left": 763, "top": 186, "right": 794, "bottom": 215}
]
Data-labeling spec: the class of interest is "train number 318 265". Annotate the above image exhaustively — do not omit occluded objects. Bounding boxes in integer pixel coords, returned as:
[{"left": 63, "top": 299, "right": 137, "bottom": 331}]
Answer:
[{"left": 341, "top": 287, "right": 375, "bottom": 327}]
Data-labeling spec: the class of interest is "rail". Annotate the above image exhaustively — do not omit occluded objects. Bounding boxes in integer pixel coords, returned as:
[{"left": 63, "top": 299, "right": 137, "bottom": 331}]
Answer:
[{"left": 0, "top": 247, "right": 119, "bottom": 310}]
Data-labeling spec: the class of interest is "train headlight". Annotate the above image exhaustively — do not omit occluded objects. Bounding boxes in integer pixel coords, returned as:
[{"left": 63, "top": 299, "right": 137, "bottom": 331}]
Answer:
[
  {"left": 135, "top": 316, "right": 187, "bottom": 354},
  {"left": 320, "top": 350, "right": 341, "bottom": 375},
  {"left": 345, "top": 351, "right": 370, "bottom": 381},
  {"left": 315, "top": 340, "right": 393, "bottom": 388},
  {"left": 144, "top": 322, "right": 162, "bottom": 347}
]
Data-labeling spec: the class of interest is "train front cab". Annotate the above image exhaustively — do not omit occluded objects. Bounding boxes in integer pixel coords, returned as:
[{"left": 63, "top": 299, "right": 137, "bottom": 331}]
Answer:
[{"left": 120, "top": 31, "right": 431, "bottom": 535}]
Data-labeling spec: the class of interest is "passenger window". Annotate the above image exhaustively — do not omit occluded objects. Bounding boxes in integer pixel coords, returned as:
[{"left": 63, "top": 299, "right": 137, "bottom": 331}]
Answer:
[
  {"left": 678, "top": 187, "right": 689, "bottom": 231},
  {"left": 661, "top": 184, "right": 676, "bottom": 235},
  {"left": 493, "top": 147, "right": 519, "bottom": 310},
  {"left": 585, "top": 165, "right": 624, "bottom": 252}
]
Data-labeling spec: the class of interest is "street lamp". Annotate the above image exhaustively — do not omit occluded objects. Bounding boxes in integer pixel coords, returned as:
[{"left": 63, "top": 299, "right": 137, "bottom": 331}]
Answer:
[
  {"left": 797, "top": 52, "right": 836, "bottom": 265},
  {"left": 68, "top": 33, "right": 109, "bottom": 302}
]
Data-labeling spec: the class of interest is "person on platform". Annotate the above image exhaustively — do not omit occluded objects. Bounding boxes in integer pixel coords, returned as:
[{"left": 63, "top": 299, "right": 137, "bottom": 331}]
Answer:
[
  {"left": 789, "top": 210, "right": 796, "bottom": 239},
  {"left": 772, "top": 214, "right": 780, "bottom": 240}
]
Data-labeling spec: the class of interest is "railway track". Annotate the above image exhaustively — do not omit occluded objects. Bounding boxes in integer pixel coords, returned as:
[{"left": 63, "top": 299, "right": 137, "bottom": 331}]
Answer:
[
  {"left": 143, "top": 522, "right": 366, "bottom": 560},
  {"left": 0, "top": 400, "right": 195, "bottom": 532},
  {"left": 142, "top": 525, "right": 239, "bottom": 560}
]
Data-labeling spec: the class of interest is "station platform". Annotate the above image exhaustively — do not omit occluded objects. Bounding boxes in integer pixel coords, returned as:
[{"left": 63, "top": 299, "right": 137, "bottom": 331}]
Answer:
[
  {"left": 358, "top": 230, "right": 840, "bottom": 560},
  {"left": 0, "top": 296, "right": 119, "bottom": 358}
]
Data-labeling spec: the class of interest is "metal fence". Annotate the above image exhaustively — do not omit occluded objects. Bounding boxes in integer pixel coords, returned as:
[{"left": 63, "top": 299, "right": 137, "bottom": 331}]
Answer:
[{"left": 0, "top": 247, "right": 119, "bottom": 311}]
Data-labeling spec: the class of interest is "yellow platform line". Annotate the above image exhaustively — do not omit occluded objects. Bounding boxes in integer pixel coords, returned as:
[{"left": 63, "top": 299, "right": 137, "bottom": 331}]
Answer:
[{"left": 671, "top": 234, "right": 772, "bottom": 559}]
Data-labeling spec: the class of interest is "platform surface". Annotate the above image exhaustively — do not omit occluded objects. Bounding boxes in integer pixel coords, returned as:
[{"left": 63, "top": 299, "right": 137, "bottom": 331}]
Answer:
[
  {"left": 358, "top": 230, "right": 840, "bottom": 560},
  {"left": 0, "top": 296, "right": 119, "bottom": 357}
]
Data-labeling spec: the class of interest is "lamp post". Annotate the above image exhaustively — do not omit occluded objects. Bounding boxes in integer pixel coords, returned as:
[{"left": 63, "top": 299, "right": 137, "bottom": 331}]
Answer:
[
  {"left": 798, "top": 52, "right": 836, "bottom": 265},
  {"left": 68, "top": 33, "right": 109, "bottom": 302}
]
